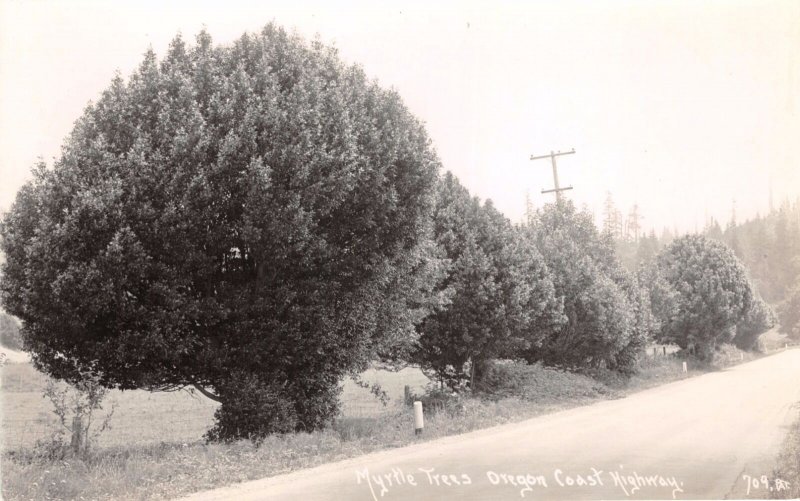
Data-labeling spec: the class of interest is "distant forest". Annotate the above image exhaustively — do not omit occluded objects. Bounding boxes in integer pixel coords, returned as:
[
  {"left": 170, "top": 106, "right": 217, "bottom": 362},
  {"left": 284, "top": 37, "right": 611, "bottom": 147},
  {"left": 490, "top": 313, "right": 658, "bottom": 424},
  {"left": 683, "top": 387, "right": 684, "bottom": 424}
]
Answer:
[{"left": 611, "top": 196, "right": 800, "bottom": 305}]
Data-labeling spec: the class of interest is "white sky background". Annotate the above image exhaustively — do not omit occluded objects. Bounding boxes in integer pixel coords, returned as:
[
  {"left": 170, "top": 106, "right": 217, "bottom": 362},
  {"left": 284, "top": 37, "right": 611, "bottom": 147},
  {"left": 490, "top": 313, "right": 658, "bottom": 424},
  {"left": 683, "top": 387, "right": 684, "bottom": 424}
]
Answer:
[{"left": 1, "top": 0, "right": 798, "bottom": 234}]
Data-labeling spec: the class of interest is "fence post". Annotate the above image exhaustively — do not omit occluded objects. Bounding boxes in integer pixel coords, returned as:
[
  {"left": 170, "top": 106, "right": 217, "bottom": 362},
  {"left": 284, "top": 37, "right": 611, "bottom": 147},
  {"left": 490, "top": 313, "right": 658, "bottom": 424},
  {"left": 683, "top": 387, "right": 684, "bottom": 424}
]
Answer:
[
  {"left": 413, "top": 401, "right": 424, "bottom": 436},
  {"left": 663, "top": 346, "right": 667, "bottom": 356},
  {"left": 71, "top": 416, "right": 84, "bottom": 455},
  {"left": 404, "top": 385, "right": 411, "bottom": 405},
  {"left": 682, "top": 361, "right": 688, "bottom": 373},
  {"left": 653, "top": 347, "right": 657, "bottom": 358}
]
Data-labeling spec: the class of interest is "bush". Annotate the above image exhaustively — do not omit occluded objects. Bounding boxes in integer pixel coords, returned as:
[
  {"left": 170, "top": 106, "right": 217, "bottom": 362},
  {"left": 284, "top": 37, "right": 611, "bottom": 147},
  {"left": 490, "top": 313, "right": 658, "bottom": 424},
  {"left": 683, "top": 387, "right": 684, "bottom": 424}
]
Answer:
[
  {"left": 710, "top": 343, "right": 747, "bottom": 369},
  {"left": 472, "top": 360, "right": 609, "bottom": 402},
  {"left": 405, "top": 386, "right": 465, "bottom": 417},
  {"left": 39, "top": 370, "right": 116, "bottom": 459}
]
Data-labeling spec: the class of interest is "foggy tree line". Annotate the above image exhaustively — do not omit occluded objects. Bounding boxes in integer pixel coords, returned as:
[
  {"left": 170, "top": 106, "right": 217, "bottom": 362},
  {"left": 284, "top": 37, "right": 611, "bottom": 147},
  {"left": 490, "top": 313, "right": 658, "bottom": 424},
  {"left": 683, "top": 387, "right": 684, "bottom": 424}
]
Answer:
[
  {"left": 715, "top": 199, "right": 800, "bottom": 339},
  {"left": 608, "top": 194, "right": 799, "bottom": 339},
  {"left": 0, "top": 25, "right": 779, "bottom": 440}
]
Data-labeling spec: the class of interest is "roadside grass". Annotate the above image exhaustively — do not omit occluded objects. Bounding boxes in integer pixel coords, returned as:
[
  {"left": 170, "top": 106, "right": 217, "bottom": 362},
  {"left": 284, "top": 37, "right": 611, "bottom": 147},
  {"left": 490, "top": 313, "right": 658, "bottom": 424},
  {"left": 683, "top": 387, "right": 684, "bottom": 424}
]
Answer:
[
  {"left": 2, "top": 364, "right": 611, "bottom": 501},
  {"left": 0, "top": 340, "right": 782, "bottom": 501},
  {"left": 771, "top": 410, "right": 800, "bottom": 499},
  {"left": 761, "top": 328, "right": 797, "bottom": 352}
]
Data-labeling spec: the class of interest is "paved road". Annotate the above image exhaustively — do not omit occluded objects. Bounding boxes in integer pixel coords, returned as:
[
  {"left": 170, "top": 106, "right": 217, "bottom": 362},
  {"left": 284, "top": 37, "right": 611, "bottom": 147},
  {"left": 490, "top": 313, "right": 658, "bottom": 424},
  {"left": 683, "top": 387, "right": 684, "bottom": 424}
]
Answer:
[{"left": 180, "top": 349, "right": 800, "bottom": 500}]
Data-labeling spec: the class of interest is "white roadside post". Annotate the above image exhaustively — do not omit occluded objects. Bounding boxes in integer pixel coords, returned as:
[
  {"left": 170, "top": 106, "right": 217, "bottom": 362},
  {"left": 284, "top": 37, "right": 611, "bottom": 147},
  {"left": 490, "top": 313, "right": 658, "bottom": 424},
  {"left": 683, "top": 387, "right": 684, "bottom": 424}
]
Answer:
[
  {"left": 682, "top": 361, "right": 688, "bottom": 373},
  {"left": 414, "top": 401, "right": 424, "bottom": 436}
]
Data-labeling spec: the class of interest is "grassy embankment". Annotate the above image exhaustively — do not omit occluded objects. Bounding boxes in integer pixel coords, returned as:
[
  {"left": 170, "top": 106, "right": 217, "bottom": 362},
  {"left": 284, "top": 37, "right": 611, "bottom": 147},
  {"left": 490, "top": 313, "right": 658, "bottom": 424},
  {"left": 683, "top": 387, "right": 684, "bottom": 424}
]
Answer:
[
  {"left": 0, "top": 339, "right": 783, "bottom": 501},
  {"left": 771, "top": 416, "right": 800, "bottom": 499}
]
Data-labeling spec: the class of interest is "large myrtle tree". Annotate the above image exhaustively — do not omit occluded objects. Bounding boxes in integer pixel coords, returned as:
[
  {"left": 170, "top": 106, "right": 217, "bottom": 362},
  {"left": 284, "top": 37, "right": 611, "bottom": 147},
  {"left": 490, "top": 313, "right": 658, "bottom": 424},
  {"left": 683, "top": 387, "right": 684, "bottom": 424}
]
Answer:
[
  {"left": 652, "top": 235, "right": 763, "bottom": 358},
  {"left": 522, "top": 201, "right": 649, "bottom": 373},
  {"left": 412, "top": 173, "right": 564, "bottom": 390},
  {"left": 0, "top": 26, "right": 442, "bottom": 440}
]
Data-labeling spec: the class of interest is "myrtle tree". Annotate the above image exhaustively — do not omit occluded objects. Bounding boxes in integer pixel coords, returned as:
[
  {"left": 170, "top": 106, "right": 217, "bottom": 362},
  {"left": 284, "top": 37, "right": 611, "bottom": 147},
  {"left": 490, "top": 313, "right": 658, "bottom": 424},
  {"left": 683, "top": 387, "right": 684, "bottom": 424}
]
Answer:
[
  {"left": 637, "top": 261, "right": 680, "bottom": 342},
  {"left": 652, "top": 235, "right": 759, "bottom": 358},
  {"left": 0, "top": 26, "right": 442, "bottom": 440},
  {"left": 732, "top": 293, "right": 775, "bottom": 351},
  {"left": 522, "top": 201, "right": 648, "bottom": 373},
  {"left": 411, "top": 173, "right": 563, "bottom": 390}
]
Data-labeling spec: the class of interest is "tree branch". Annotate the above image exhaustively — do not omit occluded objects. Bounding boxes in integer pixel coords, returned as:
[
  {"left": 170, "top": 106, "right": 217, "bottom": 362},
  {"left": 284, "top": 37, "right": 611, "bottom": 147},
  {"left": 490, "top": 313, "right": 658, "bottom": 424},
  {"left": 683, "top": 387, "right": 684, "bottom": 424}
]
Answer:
[{"left": 192, "top": 383, "right": 222, "bottom": 402}]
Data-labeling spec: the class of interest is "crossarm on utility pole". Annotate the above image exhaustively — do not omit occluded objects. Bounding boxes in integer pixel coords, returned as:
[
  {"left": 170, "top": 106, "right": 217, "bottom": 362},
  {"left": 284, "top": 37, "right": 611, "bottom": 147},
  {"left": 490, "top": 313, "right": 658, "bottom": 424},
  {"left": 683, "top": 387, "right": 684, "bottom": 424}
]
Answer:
[
  {"left": 530, "top": 148, "right": 576, "bottom": 202},
  {"left": 542, "top": 186, "right": 573, "bottom": 194}
]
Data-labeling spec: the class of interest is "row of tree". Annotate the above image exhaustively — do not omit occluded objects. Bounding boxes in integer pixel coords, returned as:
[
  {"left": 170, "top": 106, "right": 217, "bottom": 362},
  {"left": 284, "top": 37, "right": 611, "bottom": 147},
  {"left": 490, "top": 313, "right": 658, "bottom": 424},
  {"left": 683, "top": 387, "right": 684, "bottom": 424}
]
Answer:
[
  {"left": 412, "top": 176, "right": 647, "bottom": 390},
  {"left": 413, "top": 182, "right": 774, "bottom": 389},
  {"left": 0, "top": 25, "right": 779, "bottom": 441}
]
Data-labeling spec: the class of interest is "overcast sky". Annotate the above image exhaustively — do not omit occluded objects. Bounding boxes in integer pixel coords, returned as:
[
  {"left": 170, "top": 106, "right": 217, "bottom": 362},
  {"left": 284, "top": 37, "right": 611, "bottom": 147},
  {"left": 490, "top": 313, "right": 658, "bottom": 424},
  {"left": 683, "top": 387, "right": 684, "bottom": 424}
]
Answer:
[{"left": 1, "top": 0, "right": 798, "bottom": 234}]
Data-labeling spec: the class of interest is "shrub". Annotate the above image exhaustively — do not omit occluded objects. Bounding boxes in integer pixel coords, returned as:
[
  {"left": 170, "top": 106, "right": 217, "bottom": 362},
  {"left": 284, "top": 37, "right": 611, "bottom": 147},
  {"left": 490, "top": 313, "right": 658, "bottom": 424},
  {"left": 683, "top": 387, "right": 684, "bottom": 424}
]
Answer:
[
  {"left": 472, "top": 360, "right": 608, "bottom": 402},
  {"left": 39, "top": 370, "right": 116, "bottom": 459},
  {"left": 405, "top": 386, "right": 465, "bottom": 417}
]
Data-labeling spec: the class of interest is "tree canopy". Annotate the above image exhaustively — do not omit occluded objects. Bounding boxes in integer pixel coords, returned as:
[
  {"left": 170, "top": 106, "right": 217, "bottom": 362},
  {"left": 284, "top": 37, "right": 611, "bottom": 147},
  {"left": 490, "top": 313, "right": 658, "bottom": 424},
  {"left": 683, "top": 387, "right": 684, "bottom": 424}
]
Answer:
[
  {"left": 522, "top": 201, "right": 649, "bottom": 373},
  {"left": 0, "top": 25, "right": 441, "bottom": 439},
  {"left": 651, "top": 235, "right": 765, "bottom": 358},
  {"left": 411, "top": 173, "right": 563, "bottom": 390}
]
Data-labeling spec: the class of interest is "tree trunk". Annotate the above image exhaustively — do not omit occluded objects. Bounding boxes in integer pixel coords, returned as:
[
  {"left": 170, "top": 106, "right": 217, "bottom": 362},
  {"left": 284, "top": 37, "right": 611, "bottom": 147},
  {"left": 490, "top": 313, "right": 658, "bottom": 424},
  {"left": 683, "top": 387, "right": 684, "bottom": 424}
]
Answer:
[
  {"left": 471, "top": 358, "right": 490, "bottom": 390},
  {"left": 193, "top": 383, "right": 222, "bottom": 402}
]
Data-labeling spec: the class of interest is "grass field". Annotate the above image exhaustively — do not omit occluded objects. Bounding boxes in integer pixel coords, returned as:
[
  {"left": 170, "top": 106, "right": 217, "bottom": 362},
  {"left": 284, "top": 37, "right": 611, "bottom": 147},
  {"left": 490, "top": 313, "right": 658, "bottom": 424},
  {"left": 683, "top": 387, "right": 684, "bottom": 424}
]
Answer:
[
  {"left": 1, "top": 362, "right": 615, "bottom": 501},
  {"left": 1, "top": 363, "right": 430, "bottom": 451}
]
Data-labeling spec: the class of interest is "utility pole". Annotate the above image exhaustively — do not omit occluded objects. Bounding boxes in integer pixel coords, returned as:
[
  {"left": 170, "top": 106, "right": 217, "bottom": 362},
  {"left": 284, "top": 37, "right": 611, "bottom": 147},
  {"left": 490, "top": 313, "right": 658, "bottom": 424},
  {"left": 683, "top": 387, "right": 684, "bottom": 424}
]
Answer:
[{"left": 530, "top": 149, "right": 575, "bottom": 202}]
